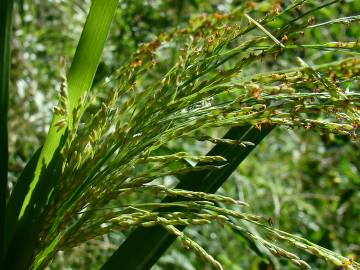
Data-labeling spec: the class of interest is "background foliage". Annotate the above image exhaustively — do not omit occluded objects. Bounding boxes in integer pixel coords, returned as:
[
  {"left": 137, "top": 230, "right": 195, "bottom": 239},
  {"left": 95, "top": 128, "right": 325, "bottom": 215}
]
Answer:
[{"left": 7, "top": 0, "right": 359, "bottom": 269}]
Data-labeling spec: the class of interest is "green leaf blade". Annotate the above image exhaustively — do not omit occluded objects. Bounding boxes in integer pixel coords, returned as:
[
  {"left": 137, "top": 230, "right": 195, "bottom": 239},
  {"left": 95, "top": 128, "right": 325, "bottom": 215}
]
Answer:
[{"left": 4, "top": 1, "right": 120, "bottom": 269}]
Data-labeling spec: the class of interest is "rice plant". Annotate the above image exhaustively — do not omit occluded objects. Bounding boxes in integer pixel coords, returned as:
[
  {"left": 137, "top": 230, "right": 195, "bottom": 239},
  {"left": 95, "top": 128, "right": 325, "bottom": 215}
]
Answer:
[{"left": 2, "top": 0, "right": 360, "bottom": 269}]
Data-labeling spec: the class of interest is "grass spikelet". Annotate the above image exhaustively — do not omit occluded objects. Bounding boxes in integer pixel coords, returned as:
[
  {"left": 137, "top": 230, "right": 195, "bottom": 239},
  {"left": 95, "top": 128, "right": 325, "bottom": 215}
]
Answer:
[
  {"left": 54, "top": 57, "right": 70, "bottom": 131},
  {"left": 160, "top": 221, "right": 224, "bottom": 270}
]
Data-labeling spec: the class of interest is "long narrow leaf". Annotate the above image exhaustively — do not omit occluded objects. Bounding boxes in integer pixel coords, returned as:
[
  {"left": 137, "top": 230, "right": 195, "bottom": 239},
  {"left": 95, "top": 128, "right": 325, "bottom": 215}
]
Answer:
[
  {"left": 0, "top": 0, "right": 14, "bottom": 264},
  {"left": 4, "top": 1, "right": 119, "bottom": 269},
  {"left": 101, "top": 125, "right": 273, "bottom": 270},
  {"left": 18, "top": 0, "right": 119, "bottom": 219}
]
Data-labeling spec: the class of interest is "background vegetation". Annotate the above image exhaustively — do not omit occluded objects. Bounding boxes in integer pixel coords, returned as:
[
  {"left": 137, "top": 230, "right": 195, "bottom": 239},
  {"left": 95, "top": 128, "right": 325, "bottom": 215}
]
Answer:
[{"left": 5, "top": 0, "right": 360, "bottom": 269}]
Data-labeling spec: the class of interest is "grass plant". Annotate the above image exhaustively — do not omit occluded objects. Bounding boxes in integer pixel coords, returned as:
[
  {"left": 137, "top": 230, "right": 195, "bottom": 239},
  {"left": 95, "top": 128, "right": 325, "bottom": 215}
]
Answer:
[{"left": 1, "top": 1, "right": 360, "bottom": 269}]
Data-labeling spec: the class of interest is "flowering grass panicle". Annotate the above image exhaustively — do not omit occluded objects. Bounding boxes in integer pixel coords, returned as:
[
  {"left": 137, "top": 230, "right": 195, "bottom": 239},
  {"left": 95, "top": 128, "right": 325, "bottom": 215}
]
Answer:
[{"left": 29, "top": 1, "right": 360, "bottom": 269}]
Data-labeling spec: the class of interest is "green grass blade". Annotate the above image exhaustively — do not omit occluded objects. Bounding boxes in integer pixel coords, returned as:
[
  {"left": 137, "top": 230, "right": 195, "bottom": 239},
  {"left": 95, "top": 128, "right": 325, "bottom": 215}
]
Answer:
[
  {"left": 4, "top": 141, "right": 67, "bottom": 269},
  {"left": 18, "top": 0, "right": 119, "bottom": 220},
  {"left": 101, "top": 125, "right": 273, "bottom": 270},
  {"left": 66, "top": 0, "right": 118, "bottom": 113},
  {"left": 4, "top": 1, "right": 119, "bottom": 269},
  {"left": 0, "top": 0, "right": 14, "bottom": 264}
]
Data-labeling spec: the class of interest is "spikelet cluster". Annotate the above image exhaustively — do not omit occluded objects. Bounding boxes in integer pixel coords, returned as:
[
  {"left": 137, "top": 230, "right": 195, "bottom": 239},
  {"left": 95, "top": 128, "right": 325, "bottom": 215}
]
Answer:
[{"left": 33, "top": 2, "right": 360, "bottom": 269}]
